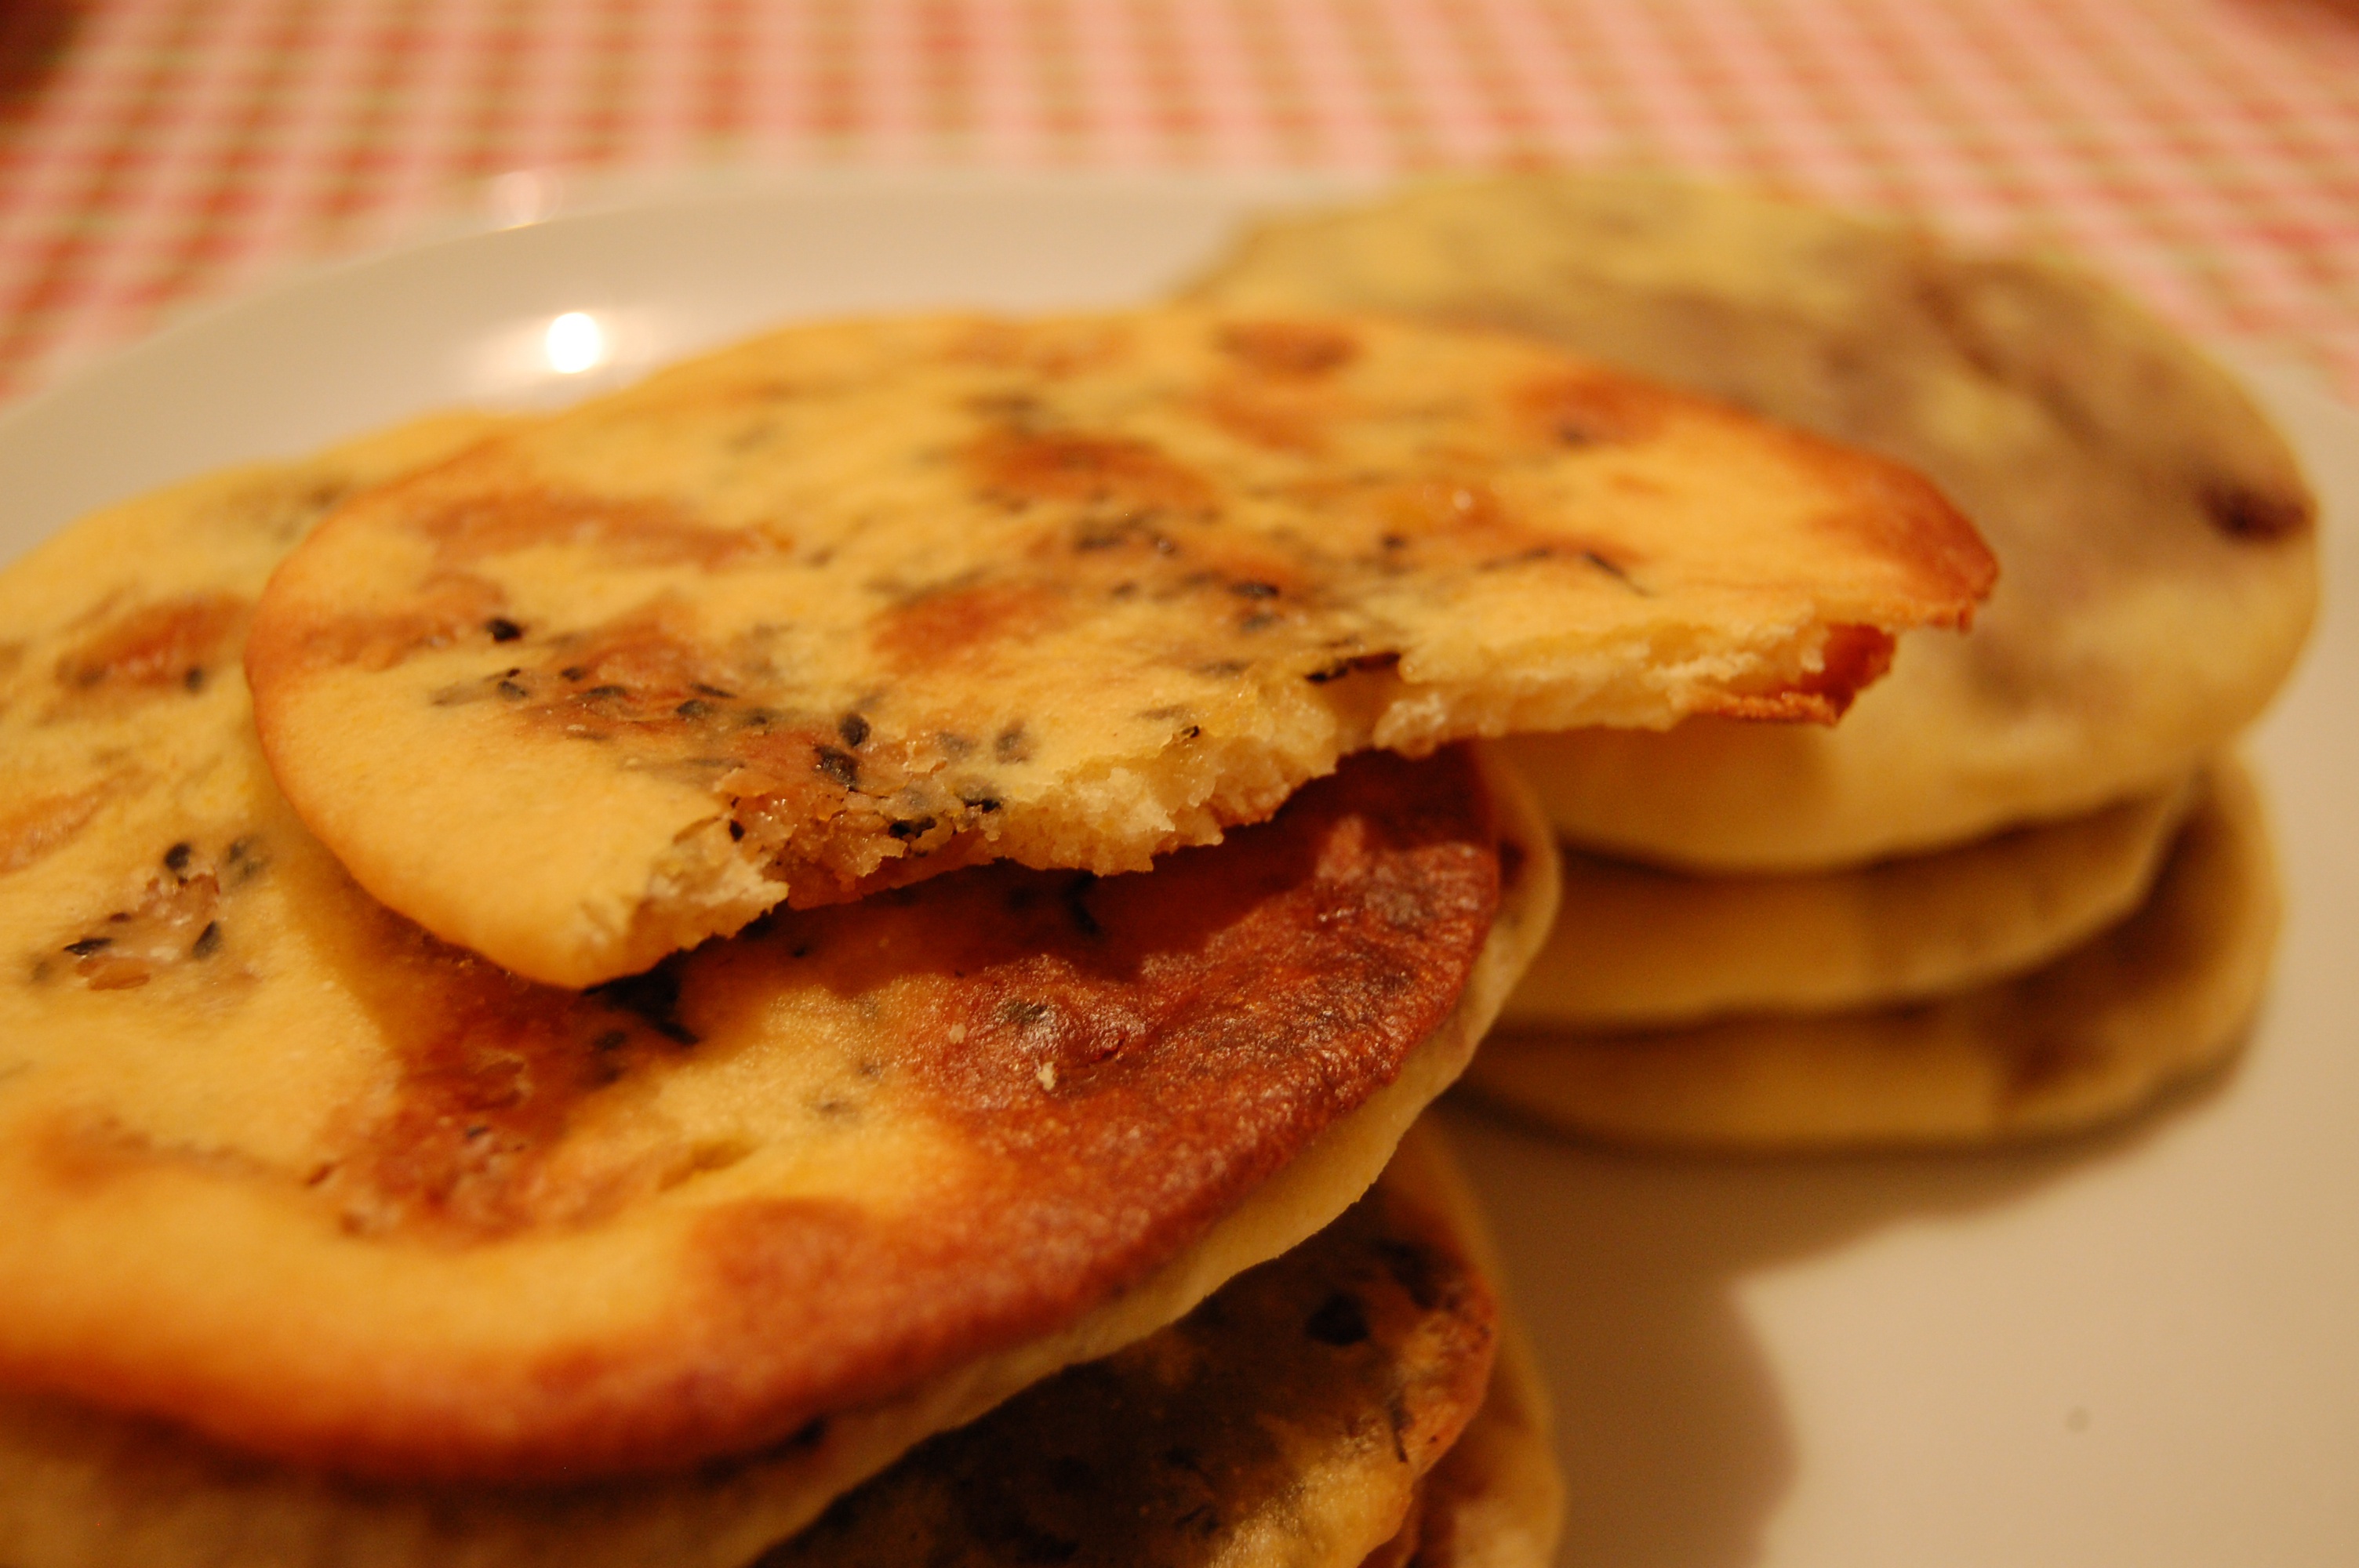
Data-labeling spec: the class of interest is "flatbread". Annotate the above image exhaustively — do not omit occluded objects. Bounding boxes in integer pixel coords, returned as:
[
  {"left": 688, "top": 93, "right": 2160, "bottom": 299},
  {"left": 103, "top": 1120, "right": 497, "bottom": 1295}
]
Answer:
[
  {"left": 1188, "top": 174, "right": 2317, "bottom": 869},
  {"left": 1462, "top": 758, "right": 2277, "bottom": 1150},
  {"left": 756, "top": 1120, "right": 1497, "bottom": 1568},
  {"left": 1499, "top": 776, "right": 2194, "bottom": 1032},
  {"left": 0, "top": 1121, "right": 1532, "bottom": 1568},
  {"left": 245, "top": 306, "right": 1990, "bottom": 986},
  {"left": 0, "top": 437, "right": 1560, "bottom": 1526}
]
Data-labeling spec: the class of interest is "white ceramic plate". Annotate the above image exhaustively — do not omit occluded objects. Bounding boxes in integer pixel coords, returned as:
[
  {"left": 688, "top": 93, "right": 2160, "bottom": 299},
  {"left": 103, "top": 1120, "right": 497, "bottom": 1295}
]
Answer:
[{"left": 2, "top": 171, "right": 2353, "bottom": 1568}]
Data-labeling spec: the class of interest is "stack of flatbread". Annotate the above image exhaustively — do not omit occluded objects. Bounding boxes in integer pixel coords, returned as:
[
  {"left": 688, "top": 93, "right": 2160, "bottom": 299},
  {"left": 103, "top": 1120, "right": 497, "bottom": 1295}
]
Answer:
[
  {"left": 0, "top": 304, "right": 1991, "bottom": 1560},
  {"left": 1190, "top": 175, "right": 2318, "bottom": 1150}
]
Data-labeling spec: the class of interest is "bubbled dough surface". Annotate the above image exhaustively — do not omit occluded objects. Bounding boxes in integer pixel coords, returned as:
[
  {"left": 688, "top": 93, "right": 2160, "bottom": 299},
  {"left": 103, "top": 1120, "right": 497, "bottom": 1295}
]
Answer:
[
  {"left": 1463, "top": 758, "right": 2277, "bottom": 1152},
  {"left": 1499, "top": 777, "right": 2194, "bottom": 1032},
  {"left": 1188, "top": 175, "right": 2317, "bottom": 869},
  {"left": 245, "top": 306, "right": 1989, "bottom": 986}
]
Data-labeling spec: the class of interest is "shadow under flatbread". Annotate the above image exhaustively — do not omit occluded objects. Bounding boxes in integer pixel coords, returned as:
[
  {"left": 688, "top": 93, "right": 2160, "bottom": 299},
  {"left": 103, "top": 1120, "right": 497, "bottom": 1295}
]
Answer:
[{"left": 1436, "top": 1068, "right": 2239, "bottom": 1568}]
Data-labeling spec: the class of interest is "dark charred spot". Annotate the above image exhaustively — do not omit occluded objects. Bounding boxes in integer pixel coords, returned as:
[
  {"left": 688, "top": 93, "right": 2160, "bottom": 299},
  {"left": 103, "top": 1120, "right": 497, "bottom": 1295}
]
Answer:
[
  {"left": 886, "top": 816, "right": 937, "bottom": 840},
  {"left": 560, "top": 666, "right": 587, "bottom": 682},
  {"left": 814, "top": 746, "right": 860, "bottom": 789},
  {"left": 998, "top": 997, "right": 1052, "bottom": 1030},
  {"left": 961, "top": 793, "right": 1002, "bottom": 813},
  {"left": 995, "top": 724, "right": 1032, "bottom": 764},
  {"left": 1307, "top": 652, "right": 1400, "bottom": 686},
  {"left": 1237, "top": 612, "right": 1278, "bottom": 632},
  {"left": 936, "top": 731, "right": 976, "bottom": 759},
  {"left": 1174, "top": 1504, "right": 1222, "bottom": 1538},
  {"left": 1376, "top": 1239, "right": 1447, "bottom": 1311},
  {"left": 838, "top": 713, "right": 871, "bottom": 748},
  {"left": 1304, "top": 1290, "right": 1371, "bottom": 1346},
  {"left": 728, "top": 819, "right": 746, "bottom": 841},
  {"left": 1060, "top": 874, "right": 1101, "bottom": 938},
  {"left": 2203, "top": 483, "right": 2310, "bottom": 541},
  {"left": 485, "top": 618, "right": 525, "bottom": 643},
  {"left": 182, "top": 667, "right": 206, "bottom": 693},
  {"left": 589, "top": 965, "right": 698, "bottom": 1046},
  {"left": 1583, "top": 548, "right": 1641, "bottom": 589}
]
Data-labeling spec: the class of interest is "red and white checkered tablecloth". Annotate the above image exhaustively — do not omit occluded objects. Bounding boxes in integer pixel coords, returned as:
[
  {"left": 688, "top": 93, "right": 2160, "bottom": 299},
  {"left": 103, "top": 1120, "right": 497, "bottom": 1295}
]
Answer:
[{"left": 2, "top": 0, "right": 2354, "bottom": 404}]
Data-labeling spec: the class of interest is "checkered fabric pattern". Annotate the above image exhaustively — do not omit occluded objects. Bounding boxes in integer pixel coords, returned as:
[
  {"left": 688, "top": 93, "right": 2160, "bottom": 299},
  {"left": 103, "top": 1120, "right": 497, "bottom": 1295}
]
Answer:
[{"left": 2, "top": 0, "right": 2354, "bottom": 403}]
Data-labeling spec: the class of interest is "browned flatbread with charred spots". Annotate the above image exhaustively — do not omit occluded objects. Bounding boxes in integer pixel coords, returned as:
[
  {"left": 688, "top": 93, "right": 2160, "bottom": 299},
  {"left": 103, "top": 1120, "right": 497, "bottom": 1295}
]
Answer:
[
  {"left": 0, "top": 1124, "right": 1552, "bottom": 1568},
  {"left": 2, "top": 431, "right": 1558, "bottom": 1541},
  {"left": 245, "top": 307, "right": 1990, "bottom": 986},
  {"left": 755, "top": 1120, "right": 1497, "bottom": 1568}
]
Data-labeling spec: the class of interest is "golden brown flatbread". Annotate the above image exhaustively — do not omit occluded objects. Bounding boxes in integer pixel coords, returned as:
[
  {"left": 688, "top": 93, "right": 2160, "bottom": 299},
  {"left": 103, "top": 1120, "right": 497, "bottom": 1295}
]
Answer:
[
  {"left": 245, "top": 307, "right": 1990, "bottom": 986},
  {"left": 758, "top": 1120, "right": 1498, "bottom": 1568},
  {"left": 0, "top": 432, "right": 1559, "bottom": 1516},
  {"left": 1463, "top": 758, "right": 2277, "bottom": 1151},
  {"left": 1189, "top": 174, "right": 2316, "bottom": 869},
  {"left": 0, "top": 1122, "right": 1531, "bottom": 1568},
  {"left": 1498, "top": 777, "right": 2194, "bottom": 1032}
]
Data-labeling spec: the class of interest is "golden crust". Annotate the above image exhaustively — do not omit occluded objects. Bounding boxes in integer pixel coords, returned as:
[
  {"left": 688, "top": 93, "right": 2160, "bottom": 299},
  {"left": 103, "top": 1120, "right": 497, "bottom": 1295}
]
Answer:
[
  {"left": 1464, "top": 758, "right": 2277, "bottom": 1151},
  {"left": 1189, "top": 172, "right": 2316, "bottom": 869},
  {"left": 245, "top": 307, "right": 1990, "bottom": 986}
]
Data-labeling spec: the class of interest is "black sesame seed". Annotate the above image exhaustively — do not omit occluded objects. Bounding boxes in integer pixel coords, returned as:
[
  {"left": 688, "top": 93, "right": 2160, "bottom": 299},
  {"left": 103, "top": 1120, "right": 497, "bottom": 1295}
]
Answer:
[
  {"left": 690, "top": 682, "right": 737, "bottom": 699},
  {"left": 814, "top": 746, "right": 860, "bottom": 789},
  {"left": 162, "top": 842, "right": 193, "bottom": 874},
  {"left": 838, "top": 712, "right": 871, "bottom": 748},
  {"left": 583, "top": 684, "right": 627, "bottom": 699},
  {"left": 64, "top": 937, "right": 111, "bottom": 956},
  {"left": 1229, "top": 579, "right": 1281, "bottom": 599},
  {"left": 191, "top": 922, "right": 222, "bottom": 960},
  {"left": 885, "top": 815, "right": 937, "bottom": 840},
  {"left": 675, "top": 699, "right": 711, "bottom": 718},
  {"left": 485, "top": 617, "right": 524, "bottom": 643},
  {"left": 728, "top": 819, "right": 746, "bottom": 841},
  {"left": 994, "top": 724, "right": 1031, "bottom": 764},
  {"left": 559, "top": 666, "right": 588, "bottom": 681},
  {"left": 183, "top": 666, "right": 206, "bottom": 693},
  {"left": 496, "top": 679, "right": 529, "bottom": 700}
]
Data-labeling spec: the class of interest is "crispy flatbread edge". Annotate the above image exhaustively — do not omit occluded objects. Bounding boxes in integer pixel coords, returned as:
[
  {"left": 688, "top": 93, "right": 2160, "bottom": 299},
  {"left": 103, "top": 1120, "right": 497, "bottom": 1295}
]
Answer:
[
  {"left": 1365, "top": 1121, "right": 1567, "bottom": 1568},
  {"left": 0, "top": 746, "right": 1558, "bottom": 1568}
]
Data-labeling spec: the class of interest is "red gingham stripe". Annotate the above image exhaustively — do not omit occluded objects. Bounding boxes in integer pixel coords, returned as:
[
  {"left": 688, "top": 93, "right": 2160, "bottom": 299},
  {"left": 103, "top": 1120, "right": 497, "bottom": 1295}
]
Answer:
[{"left": 0, "top": 0, "right": 2353, "bottom": 401}]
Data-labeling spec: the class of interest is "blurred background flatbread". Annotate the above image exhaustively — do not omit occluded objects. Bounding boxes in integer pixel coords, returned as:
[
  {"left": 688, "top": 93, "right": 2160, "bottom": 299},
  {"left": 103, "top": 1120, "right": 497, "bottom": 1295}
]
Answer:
[
  {"left": 1189, "top": 173, "right": 2317, "bottom": 870},
  {"left": 1499, "top": 776, "right": 2194, "bottom": 1032},
  {"left": 1462, "top": 758, "right": 2277, "bottom": 1151}
]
